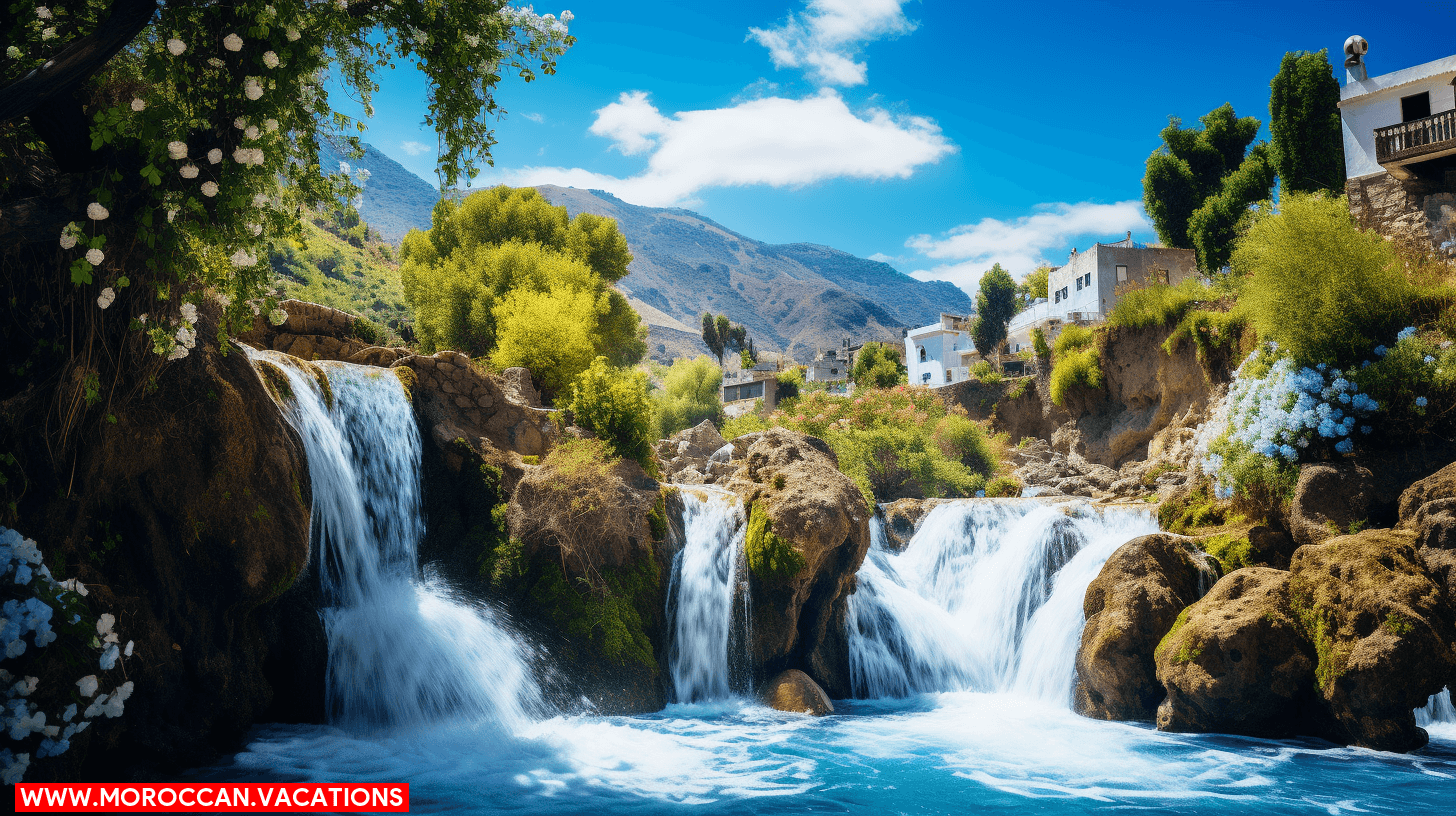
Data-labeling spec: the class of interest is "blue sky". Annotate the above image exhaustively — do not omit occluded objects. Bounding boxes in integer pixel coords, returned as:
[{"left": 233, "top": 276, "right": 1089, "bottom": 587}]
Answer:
[{"left": 349, "top": 0, "right": 1452, "bottom": 297}]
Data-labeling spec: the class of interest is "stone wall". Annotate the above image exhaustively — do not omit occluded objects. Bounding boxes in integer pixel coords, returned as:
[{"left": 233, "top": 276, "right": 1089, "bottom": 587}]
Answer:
[
  {"left": 237, "top": 299, "right": 408, "bottom": 367},
  {"left": 1346, "top": 171, "right": 1456, "bottom": 254},
  {"left": 391, "top": 352, "right": 557, "bottom": 459}
]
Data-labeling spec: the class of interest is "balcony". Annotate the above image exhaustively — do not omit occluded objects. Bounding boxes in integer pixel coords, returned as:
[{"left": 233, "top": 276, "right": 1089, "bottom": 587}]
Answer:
[{"left": 1375, "top": 109, "right": 1456, "bottom": 178}]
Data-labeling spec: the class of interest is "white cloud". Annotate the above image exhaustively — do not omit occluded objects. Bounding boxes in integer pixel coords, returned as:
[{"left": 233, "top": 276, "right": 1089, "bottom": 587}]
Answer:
[
  {"left": 867, "top": 252, "right": 897, "bottom": 264},
  {"left": 748, "top": 0, "right": 916, "bottom": 86},
  {"left": 521, "top": 112, "right": 545, "bottom": 123},
  {"left": 905, "top": 201, "right": 1152, "bottom": 294},
  {"left": 399, "top": 140, "right": 432, "bottom": 156},
  {"left": 483, "top": 89, "right": 954, "bottom": 207}
]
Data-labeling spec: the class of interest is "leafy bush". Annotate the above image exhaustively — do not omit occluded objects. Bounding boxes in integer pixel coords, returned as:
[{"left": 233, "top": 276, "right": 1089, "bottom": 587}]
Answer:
[
  {"left": 568, "top": 357, "right": 655, "bottom": 468},
  {"left": 1349, "top": 326, "right": 1456, "bottom": 437},
  {"left": 851, "top": 342, "right": 907, "bottom": 388},
  {"left": 654, "top": 356, "right": 724, "bottom": 438},
  {"left": 1049, "top": 325, "right": 1103, "bottom": 406},
  {"left": 1232, "top": 192, "right": 1413, "bottom": 367},
  {"left": 985, "top": 475, "right": 1023, "bottom": 498},
  {"left": 776, "top": 366, "right": 805, "bottom": 402},
  {"left": 722, "top": 387, "right": 997, "bottom": 505},
  {"left": 1164, "top": 308, "right": 1246, "bottom": 366},
  {"left": 1107, "top": 278, "right": 1215, "bottom": 330},
  {"left": 1200, "top": 533, "right": 1255, "bottom": 573},
  {"left": 969, "top": 360, "right": 1002, "bottom": 383},
  {"left": 1031, "top": 327, "right": 1051, "bottom": 359},
  {"left": 1158, "top": 484, "right": 1229, "bottom": 534}
]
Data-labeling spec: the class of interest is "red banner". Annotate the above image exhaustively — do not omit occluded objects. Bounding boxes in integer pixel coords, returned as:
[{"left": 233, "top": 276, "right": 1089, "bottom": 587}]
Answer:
[{"left": 14, "top": 783, "right": 408, "bottom": 812}]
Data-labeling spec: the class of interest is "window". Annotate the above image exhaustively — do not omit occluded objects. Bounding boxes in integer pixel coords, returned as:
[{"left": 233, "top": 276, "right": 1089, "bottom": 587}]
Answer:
[
  {"left": 1402, "top": 91, "right": 1432, "bottom": 122},
  {"left": 918, "top": 347, "right": 927, "bottom": 362},
  {"left": 830, "top": 368, "right": 838, "bottom": 375},
  {"left": 945, "top": 369, "right": 952, "bottom": 382},
  {"left": 922, "top": 372, "right": 931, "bottom": 383},
  {"left": 1083, "top": 273, "right": 1092, "bottom": 287},
  {"left": 1075, "top": 276, "right": 1083, "bottom": 291},
  {"left": 1054, "top": 289, "right": 1061, "bottom": 303},
  {"left": 1116, "top": 264, "right": 1128, "bottom": 282},
  {"left": 1061, "top": 286, "right": 1069, "bottom": 300}
]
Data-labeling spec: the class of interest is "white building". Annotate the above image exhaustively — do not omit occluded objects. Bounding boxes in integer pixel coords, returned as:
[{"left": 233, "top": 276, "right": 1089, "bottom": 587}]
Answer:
[
  {"left": 805, "top": 347, "right": 850, "bottom": 383},
  {"left": 1339, "top": 36, "right": 1456, "bottom": 249},
  {"left": 905, "top": 313, "right": 976, "bottom": 386}
]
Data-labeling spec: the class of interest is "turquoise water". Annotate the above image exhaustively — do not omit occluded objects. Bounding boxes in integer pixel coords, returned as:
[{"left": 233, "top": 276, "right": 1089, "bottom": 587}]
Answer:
[{"left": 213, "top": 695, "right": 1456, "bottom": 814}]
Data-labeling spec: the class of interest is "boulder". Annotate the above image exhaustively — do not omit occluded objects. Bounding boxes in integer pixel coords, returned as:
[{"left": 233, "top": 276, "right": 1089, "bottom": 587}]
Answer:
[
  {"left": 1289, "top": 463, "right": 1376, "bottom": 546},
  {"left": 1074, "top": 533, "right": 1221, "bottom": 720},
  {"left": 655, "top": 420, "right": 729, "bottom": 483},
  {"left": 762, "top": 669, "right": 834, "bottom": 716},
  {"left": 722, "top": 428, "right": 871, "bottom": 698},
  {"left": 501, "top": 367, "right": 542, "bottom": 408},
  {"left": 393, "top": 353, "right": 556, "bottom": 458},
  {"left": 879, "top": 498, "right": 937, "bottom": 553},
  {"left": 1247, "top": 525, "right": 1297, "bottom": 570},
  {"left": 1399, "top": 461, "right": 1456, "bottom": 550},
  {"left": 1288, "top": 528, "right": 1456, "bottom": 751},
  {"left": 1155, "top": 568, "right": 1316, "bottom": 737}
]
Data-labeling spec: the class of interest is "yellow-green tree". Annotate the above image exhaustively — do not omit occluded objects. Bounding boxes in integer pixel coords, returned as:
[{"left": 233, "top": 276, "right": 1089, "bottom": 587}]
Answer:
[
  {"left": 655, "top": 355, "right": 724, "bottom": 437},
  {"left": 569, "top": 356, "right": 656, "bottom": 467}
]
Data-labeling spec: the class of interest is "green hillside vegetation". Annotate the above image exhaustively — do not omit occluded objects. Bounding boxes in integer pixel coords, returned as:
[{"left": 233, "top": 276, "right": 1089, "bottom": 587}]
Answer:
[{"left": 269, "top": 209, "right": 408, "bottom": 344}]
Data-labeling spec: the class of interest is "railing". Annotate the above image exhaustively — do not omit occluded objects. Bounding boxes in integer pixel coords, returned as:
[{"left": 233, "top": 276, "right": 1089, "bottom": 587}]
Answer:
[{"left": 1375, "top": 109, "right": 1456, "bottom": 165}]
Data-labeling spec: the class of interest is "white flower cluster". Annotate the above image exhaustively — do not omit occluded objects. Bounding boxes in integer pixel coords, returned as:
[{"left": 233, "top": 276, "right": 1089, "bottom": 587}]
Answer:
[
  {"left": 223, "top": 33, "right": 243, "bottom": 52},
  {"left": 167, "top": 140, "right": 188, "bottom": 160},
  {"left": 58, "top": 222, "right": 81, "bottom": 250},
  {"left": 233, "top": 147, "right": 265, "bottom": 166},
  {"left": 166, "top": 38, "right": 186, "bottom": 56},
  {"left": 96, "top": 287, "right": 115, "bottom": 310},
  {"left": 1199, "top": 344, "right": 1382, "bottom": 497},
  {"left": 244, "top": 77, "right": 264, "bottom": 100},
  {"left": 5, "top": 46, "right": 20, "bottom": 60},
  {"left": 0, "top": 528, "right": 132, "bottom": 782},
  {"left": 86, "top": 202, "right": 108, "bottom": 221}
]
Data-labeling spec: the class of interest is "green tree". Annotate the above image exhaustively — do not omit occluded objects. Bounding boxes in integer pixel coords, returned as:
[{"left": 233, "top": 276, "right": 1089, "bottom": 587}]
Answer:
[
  {"left": 654, "top": 355, "right": 724, "bottom": 437},
  {"left": 1187, "top": 143, "right": 1278, "bottom": 273},
  {"left": 491, "top": 286, "right": 601, "bottom": 397},
  {"left": 972, "top": 264, "right": 1018, "bottom": 362},
  {"left": 1019, "top": 266, "right": 1051, "bottom": 302},
  {"left": 699, "top": 312, "right": 749, "bottom": 365},
  {"left": 851, "top": 341, "right": 906, "bottom": 388},
  {"left": 1143, "top": 104, "right": 1264, "bottom": 249},
  {"left": 701, "top": 313, "right": 722, "bottom": 362},
  {"left": 569, "top": 357, "right": 655, "bottom": 467},
  {"left": 1269, "top": 49, "right": 1345, "bottom": 194}
]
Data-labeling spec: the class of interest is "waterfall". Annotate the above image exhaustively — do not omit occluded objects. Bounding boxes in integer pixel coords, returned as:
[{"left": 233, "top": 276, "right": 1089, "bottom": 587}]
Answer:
[
  {"left": 847, "top": 500, "right": 1158, "bottom": 703},
  {"left": 665, "top": 488, "right": 748, "bottom": 703},
  {"left": 1419, "top": 689, "right": 1455, "bottom": 726},
  {"left": 254, "top": 352, "right": 541, "bottom": 732}
]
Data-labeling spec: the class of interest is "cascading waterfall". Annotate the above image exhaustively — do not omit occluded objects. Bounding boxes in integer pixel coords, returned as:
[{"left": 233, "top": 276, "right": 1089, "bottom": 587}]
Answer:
[
  {"left": 664, "top": 488, "right": 748, "bottom": 702},
  {"left": 847, "top": 500, "right": 1158, "bottom": 702},
  {"left": 1419, "top": 688, "right": 1455, "bottom": 726},
  {"left": 254, "top": 351, "right": 541, "bottom": 732}
]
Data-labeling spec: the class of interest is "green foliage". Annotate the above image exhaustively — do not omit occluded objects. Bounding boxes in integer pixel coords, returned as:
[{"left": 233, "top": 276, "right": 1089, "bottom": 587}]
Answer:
[
  {"left": 1187, "top": 143, "right": 1276, "bottom": 273},
  {"left": 724, "top": 387, "right": 997, "bottom": 504},
  {"left": 1350, "top": 327, "right": 1456, "bottom": 436},
  {"left": 985, "top": 475, "right": 1022, "bottom": 498},
  {"left": 1143, "top": 104, "right": 1264, "bottom": 250},
  {"left": 1031, "top": 327, "right": 1051, "bottom": 359},
  {"left": 776, "top": 366, "right": 805, "bottom": 402},
  {"left": 1107, "top": 278, "right": 1215, "bottom": 330},
  {"left": 1200, "top": 533, "right": 1254, "bottom": 573},
  {"left": 973, "top": 263, "right": 1018, "bottom": 357},
  {"left": 271, "top": 218, "right": 410, "bottom": 340},
  {"left": 568, "top": 357, "right": 656, "bottom": 467},
  {"left": 1019, "top": 266, "right": 1051, "bottom": 302},
  {"left": 745, "top": 502, "right": 806, "bottom": 582},
  {"left": 1048, "top": 325, "right": 1103, "bottom": 406},
  {"left": 1233, "top": 193, "right": 1412, "bottom": 366},
  {"left": 1158, "top": 483, "right": 1229, "bottom": 534},
  {"left": 1157, "top": 607, "right": 1193, "bottom": 660},
  {"left": 400, "top": 187, "right": 644, "bottom": 385},
  {"left": 851, "top": 341, "right": 907, "bottom": 388},
  {"left": 969, "top": 360, "right": 1001, "bottom": 383},
  {"left": 525, "top": 560, "right": 658, "bottom": 669},
  {"left": 700, "top": 312, "right": 749, "bottom": 365},
  {"left": 1269, "top": 50, "right": 1345, "bottom": 194},
  {"left": 1164, "top": 309, "right": 1246, "bottom": 367},
  {"left": 654, "top": 355, "right": 724, "bottom": 438}
]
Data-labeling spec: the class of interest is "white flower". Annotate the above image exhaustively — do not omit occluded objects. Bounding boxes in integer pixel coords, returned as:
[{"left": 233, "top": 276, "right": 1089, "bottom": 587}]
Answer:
[
  {"left": 200, "top": 181, "right": 218, "bottom": 197},
  {"left": 562, "top": 10, "right": 574, "bottom": 22},
  {"left": 137, "top": 313, "right": 148, "bottom": 324},
  {"left": 166, "top": 345, "right": 189, "bottom": 361},
  {"left": 96, "top": 287, "right": 115, "bottom": 310},
  {"left": 167, "top": 140, "right": 187, "bottom": 159},
  {"left": 180, "top": 163, "right": 199, "bottom": 179},
  {"left": 41, "top": 27, "right": 55, "bottom": 40},
  {"left": 338, "top": 161, "right": 350, "bottom": 175},
  {"left": 166, "top": 209, "right": 177, "bottom": 223},
  {"left": 166, "top": 38, "right": 186, "bottom": 56},
  {"left": 130, "top": 98, "right": 145, "bottom": 112},
  {"left": 59, "top": 578, "right": 87, "bottom": 596},
  {"left": 86, "top": 202, "right": 109, "bottom": 221},
  {"left": 244, "top": 77, "right": 263, "bottom": 100},
  {"left": 264, "top": 118, "right": 278, "bottom": 132},
  {"left": 268, "top": 308, "right": 288, "bottom": 326},
  {"left": 207, "top": 148, "right": 222, "bottom": 164},
  {"left": 7, "top": 46, "right": 22, "bottom": 59},
  {"left": 248, "top": 222, "right": 262, "bottom": 236},
  {"left": 252, "top": 193, "right": 269, "bottom": 207},
  {"left": 37, "top": 6, "right": 52, "bottom": 19},
  {"left": 286, "top": 27, "right": 301, "bottom": 41},
  {"left": 234, "top": 117, "right": 248, "bottom": 130},
  {"left": 77, "top": 676, "right": 98, "bottom": 698},
  {"left": 356, "top": 168, "right": 371, "bottom": 182},
  {"left": 180, "top": 302, "right": 198, "bottom": 324},
  {"left": 464, "top": 34, "right": 480, "bottom": 47},
  {"left": 229, "top": 249, "right": 258, "bottom": 267},
  {"left": 97, "top": 613, "right": 115, "bottom": 637},
  {"left": 85, "top": 248, "right": 104, "bottom": 265},
  {"left": 244, "top": 125, "right": 259, "bottom": 140},
  {"left": 223, "top": 33, "right": 243, "bottom": 52},
  {"left": 59, "top": 232, "right": 77, "bottom": 250},
  {"left": 176, "top": 325, "right": 196, "bottom": 349},
  {"left": 262, "top": 50, "right": 279, "bottom": 68},
  {"left": 123, "top": 640, "right": 134, "bottom": 657}
]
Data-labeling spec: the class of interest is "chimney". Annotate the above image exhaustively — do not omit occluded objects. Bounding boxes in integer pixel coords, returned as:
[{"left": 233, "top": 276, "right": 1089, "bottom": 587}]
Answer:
[{"left": 1344, "top": 35, "right": 1369, "bottom": 83}]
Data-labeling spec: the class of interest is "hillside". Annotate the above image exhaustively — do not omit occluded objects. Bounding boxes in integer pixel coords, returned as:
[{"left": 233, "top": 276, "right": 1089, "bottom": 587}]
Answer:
[
  {"left": 267, "top": 212, "right": 408, "bottom": 343},
  {"left": 534, "top": 186, "right": 974, "bottom": 359},
  {"left": 317, "top": 139, "right": 441, "bottom": 246}
]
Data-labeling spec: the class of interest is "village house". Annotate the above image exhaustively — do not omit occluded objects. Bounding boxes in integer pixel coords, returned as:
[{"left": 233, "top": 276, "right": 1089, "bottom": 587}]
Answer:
[
  {"left": 721, "top": 360, "right": 781, "bottom": 413},
  {"left": 1340, "top": 35, "right": 1456, "bottom": 251},
  {"left": 904, "top": 313, "right": 976, "bottom": 386}
]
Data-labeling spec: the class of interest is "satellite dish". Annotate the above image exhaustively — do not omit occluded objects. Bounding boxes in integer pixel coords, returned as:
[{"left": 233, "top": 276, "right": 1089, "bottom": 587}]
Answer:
[{"left": 1344, "top": 35, "right": 1368, "bottom": 66}]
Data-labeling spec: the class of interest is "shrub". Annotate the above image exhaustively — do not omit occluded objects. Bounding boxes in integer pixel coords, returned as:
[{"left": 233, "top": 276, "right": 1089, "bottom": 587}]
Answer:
[
  {"left": 1031, "top": 327, "right": 1051, "bottom": 359},
  {"left": 654, "top": 356, "right": 724, "bottom": 438},
  {"left": 1049, "top": 326, "right": 1104, "bottom": 406},
  {"left": 1158, "top": 483, "right": 1228, "bottom": 534},
  {"left": 1164, "top": 308, "right": 1246, "bottom": 367},
  {"left": 851, "top": 342, "right": 907, "bottom": 388},
  {"left": 776, "top": 366, "right": 805, "bottom": 401},
  {"left": 985, "top": 475, "right": 1022, "bottom": 497},
  {"left": 1200, "top": 533, "right": 1255, "bottom": 573},
  {"left": 1350, "top": 326, "right": 1456, "bottom": 437},
  {"left": 1232, "top": 192, "right": 1413, "bottom": 367},
  {"left": 568, "top": 357, "right": 656, "bottom": 468},
  {"left": 1107, "top": 278, "right": 1215, "bottom": 330}
]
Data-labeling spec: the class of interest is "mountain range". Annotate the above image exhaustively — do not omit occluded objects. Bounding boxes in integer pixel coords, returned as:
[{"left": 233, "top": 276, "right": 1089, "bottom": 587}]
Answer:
[{"left": 321, "top": 142, "right": 974, "bottom": 361}]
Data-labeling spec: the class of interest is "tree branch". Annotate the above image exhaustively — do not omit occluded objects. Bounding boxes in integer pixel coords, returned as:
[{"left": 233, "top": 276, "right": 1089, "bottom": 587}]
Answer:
[{"left": 0, "top": 0, "right": 159, "bottom": 125}]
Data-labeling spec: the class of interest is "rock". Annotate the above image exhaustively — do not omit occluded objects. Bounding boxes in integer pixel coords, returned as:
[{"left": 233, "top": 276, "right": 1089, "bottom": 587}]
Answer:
[
  {"left": 1288, "top": 528, "right": 1456, "bottom": 751},
  {"left": 1289, "top": 463, "right": 1376, "bottom": 546},
  {"left": 501, "top": 367, "right": 541, "bottom": 408},
  {"left": 1247, "top": 525, "right": 1296, "bottom": 570},
  {"left": 1053, "top": 476, "right": 1097, "bottom": 497},
  {"left": 762, "top": 669, "right": 834, "bottom": 715},
  {"left": 723, "top": 428, "right": 871, "bottom": 698},
  {"left": 1155, "top": 568, "right": 1316, "bottom": 737},
  {"left": 879, "top": 498, "right": 937, "bottom": 552},
  {"left": 655, "top": 420, "right": 729, "bottom": 483},
  {"left": 1399, "top": 461, "right": 1456, "bottom": 550},
  {"left": 393, "top": 354, "right": 556, "bottom": 459},
  {"left": 1074, "top": 533, "right": 1221, "bottom": 720}
]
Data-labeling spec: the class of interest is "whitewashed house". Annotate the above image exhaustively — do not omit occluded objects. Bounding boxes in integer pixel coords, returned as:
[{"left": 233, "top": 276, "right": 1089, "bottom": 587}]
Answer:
[
  {"left": 905, "top": 313, "right": 976, "bottom": 386},
  {"left": 1340, "top": 36, "right": 1456, "bottom": 249}
]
